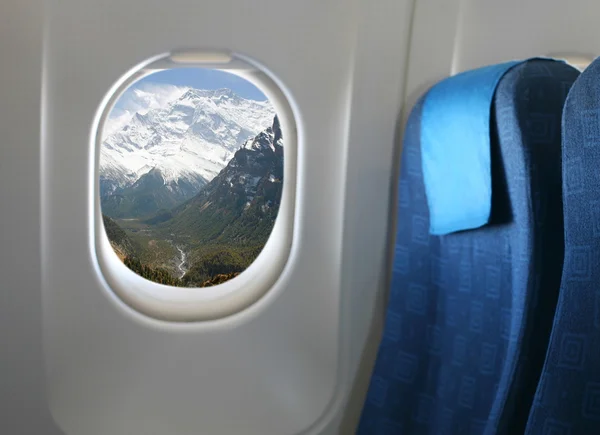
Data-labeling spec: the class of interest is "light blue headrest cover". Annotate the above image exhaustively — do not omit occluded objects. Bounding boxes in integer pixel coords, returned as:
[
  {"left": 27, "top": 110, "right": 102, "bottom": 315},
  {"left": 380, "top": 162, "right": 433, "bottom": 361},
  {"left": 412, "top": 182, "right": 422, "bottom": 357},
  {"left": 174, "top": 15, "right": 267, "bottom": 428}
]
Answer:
[{"left": 421, "top": 60, "right": 523, "bottom": 235}]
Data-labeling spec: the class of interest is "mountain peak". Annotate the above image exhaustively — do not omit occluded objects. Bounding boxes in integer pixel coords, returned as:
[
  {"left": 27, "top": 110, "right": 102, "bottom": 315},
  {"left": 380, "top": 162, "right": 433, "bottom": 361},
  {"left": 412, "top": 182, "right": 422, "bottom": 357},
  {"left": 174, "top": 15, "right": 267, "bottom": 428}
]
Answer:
[
  {"left": 133, "top": 112, "right": 148, "bottom": 124},
  {"left": 242, "top": 116, "right": 283, "bottom": 153},
  {"left": 178, "top": 87, "right": 239, "bottom": 102},
  {"left": 212, "top": 88, "right": 236, "bottom": 98}
]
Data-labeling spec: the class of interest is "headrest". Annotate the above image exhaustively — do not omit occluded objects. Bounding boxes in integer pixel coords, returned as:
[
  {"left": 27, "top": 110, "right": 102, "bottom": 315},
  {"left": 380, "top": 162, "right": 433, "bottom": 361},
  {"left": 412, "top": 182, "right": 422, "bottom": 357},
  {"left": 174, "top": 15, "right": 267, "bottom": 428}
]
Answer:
[{"left": 420, "top": 58, "right": 566, "bottom": 235}]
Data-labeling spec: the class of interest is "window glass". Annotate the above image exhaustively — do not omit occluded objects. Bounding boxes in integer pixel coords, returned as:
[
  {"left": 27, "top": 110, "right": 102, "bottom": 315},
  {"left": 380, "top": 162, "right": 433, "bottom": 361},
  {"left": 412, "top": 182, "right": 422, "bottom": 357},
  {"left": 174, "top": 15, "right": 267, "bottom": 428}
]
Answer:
[{"left": 100, "top": 68, "right": 283, "bottom": 287}]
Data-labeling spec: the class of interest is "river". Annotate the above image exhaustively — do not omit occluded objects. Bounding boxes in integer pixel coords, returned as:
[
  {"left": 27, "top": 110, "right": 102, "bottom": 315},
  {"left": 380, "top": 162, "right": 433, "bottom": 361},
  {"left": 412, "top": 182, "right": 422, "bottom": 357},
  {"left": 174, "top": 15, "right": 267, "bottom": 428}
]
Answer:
[{"left": 176, "top": 246, "right": 187, "bottom": 279}]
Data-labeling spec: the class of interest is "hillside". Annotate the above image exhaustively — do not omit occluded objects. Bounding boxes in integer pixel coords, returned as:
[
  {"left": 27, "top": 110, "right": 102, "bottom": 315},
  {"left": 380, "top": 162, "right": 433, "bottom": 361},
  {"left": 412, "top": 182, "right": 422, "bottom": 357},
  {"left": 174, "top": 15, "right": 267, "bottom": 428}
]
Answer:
[
  {"left": 102, "top": 214, "right": 139, "bottom": 259},
  {"left": 101, "top": 167, "right": 207, "bottom": 219},
  {"left": 154, "top": 115, "right": 284, "bottom": 286},
  {"left": 166, "top": 116, "right": 283, "bottom": 244}
]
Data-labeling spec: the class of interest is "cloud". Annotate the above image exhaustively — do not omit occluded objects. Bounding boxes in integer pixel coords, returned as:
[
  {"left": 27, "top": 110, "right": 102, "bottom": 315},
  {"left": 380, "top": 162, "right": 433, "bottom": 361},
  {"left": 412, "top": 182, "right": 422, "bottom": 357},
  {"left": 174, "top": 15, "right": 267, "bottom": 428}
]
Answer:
[
  {"left": 117, "top": 83, "right": 188, "bottom": 114},
  {"left": 103, "top": 82, "right": 189, "bottom": 138}
]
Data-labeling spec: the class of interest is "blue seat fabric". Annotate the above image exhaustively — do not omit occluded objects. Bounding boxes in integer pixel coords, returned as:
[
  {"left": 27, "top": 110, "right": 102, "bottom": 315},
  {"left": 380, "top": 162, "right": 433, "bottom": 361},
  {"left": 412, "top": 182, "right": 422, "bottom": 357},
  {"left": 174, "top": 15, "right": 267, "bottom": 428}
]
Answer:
[
  {"left": 525, "top": 57, "right": 600, "bottom": 435},
  {"left": 358, "top": 60, "right": 579, "bottom": 435}
]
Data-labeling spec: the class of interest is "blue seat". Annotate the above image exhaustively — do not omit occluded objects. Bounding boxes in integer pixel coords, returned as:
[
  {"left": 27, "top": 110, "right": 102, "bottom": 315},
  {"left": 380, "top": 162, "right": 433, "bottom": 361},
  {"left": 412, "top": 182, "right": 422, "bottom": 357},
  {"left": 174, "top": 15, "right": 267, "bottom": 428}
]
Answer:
[
  {"left": 525, "top": 57, "right": 600, "bottom": 434},
  {"left": 358, "top": 59, "right": 580, "bottom": 435}
]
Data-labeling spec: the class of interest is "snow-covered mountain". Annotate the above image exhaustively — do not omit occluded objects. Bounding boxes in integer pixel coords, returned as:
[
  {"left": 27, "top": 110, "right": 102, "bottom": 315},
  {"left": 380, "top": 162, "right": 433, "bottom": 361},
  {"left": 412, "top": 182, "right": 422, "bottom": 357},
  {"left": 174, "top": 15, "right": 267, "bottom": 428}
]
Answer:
[
  {"left": 103, "top": 84, "right": 189, "bottom": 136},
  {"left": 100, "top": 87, "right": 276, "bottom": 195}
]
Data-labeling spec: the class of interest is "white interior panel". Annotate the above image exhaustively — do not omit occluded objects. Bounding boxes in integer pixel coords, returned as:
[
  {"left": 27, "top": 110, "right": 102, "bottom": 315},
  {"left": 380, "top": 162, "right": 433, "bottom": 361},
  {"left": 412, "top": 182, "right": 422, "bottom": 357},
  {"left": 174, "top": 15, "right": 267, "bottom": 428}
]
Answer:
[
  {"left": 0, "top": 1, "right": 62, "bottom": 434},
  {"left": 404, "top": 0, "right": 600, "bottom": 105}
]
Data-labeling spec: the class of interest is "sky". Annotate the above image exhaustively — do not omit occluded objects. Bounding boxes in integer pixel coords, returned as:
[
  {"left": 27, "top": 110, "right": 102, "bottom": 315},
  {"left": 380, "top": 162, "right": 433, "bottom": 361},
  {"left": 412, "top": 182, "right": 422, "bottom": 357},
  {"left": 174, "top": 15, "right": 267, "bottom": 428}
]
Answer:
[
  {"left": 114, "top": 68, "right": 267, "bottom": 111},
  {"left": 137, "top": 68, "right": 266, "bottom": 100}
]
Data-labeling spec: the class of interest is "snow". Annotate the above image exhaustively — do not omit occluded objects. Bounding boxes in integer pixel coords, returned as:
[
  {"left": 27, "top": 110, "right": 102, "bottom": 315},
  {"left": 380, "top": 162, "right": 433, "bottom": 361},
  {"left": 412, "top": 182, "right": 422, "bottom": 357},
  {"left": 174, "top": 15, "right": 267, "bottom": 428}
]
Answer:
[
  {"left": 242, "top": 128, "right": 276, "bottom": 152},
  {"left": 100, "top": 86, "right": 276, "bottom": 190},
  {"left": 103, "top": 84, "right": 189, "bottom": 137}
]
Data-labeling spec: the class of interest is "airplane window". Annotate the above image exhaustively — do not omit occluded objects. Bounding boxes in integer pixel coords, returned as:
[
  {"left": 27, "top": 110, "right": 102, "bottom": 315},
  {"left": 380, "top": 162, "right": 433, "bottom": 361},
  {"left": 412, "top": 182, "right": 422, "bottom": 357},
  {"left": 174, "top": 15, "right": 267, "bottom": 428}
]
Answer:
[{"left": 99, "top": 68, "right": 283, "bottom": 288}]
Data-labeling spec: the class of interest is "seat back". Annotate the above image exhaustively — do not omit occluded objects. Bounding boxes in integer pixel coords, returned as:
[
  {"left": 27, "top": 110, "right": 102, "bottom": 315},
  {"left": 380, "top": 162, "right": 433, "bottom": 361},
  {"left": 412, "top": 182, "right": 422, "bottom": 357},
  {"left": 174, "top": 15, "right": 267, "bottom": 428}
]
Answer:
[
  {"left": 358, "top": 60, "right": 579, "bottom": 435},
  {"left": 526, "top": 57, "right": 600, "bottom": 434}
]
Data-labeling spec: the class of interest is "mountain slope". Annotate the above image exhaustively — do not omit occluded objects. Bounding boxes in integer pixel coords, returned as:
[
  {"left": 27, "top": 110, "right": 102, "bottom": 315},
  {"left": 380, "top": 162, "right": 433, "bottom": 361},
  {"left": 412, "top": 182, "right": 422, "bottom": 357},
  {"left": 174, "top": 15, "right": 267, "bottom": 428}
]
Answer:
[
  {"left": 102, "top": 214, "right": 139, "bottom": 259},
  {"left": 165, "top": 115, "right": 283, "bottom": 245},
  {"left": 101, "top": 167, "right": 207, "bottom": 219},
  {"left": 155, "top": 115, "right": 284, "bottom": 286}
]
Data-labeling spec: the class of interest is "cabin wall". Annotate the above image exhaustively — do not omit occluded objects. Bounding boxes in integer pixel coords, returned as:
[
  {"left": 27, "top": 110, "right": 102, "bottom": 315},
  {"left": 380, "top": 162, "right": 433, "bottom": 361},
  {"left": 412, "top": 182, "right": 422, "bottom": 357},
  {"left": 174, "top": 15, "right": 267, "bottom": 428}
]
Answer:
[
  {"left": 0, "top": 0, "right": 63, "bottom": 434},
  {"left": 40, "top": 0, "right": 410, "bottom": 434}
]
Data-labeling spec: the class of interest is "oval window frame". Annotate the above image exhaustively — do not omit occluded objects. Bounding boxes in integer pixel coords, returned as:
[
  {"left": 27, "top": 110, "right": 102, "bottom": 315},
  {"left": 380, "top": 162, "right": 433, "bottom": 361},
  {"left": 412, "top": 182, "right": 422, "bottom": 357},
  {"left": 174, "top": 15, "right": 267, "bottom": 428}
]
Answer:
[{"left": 91, "top": 51, "right": 298, "bottom": 322}]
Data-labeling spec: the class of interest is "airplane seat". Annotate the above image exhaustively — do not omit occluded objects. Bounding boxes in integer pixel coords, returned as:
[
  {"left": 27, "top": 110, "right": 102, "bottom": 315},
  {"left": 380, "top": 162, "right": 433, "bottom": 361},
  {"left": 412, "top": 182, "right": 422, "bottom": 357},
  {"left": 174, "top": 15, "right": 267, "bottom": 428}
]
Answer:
[
  {"left": 357, "top": 59, "right": 580, "bottom": 434},
  {"left": 525, "top": 56, "right": 600, "bottom": 434}
]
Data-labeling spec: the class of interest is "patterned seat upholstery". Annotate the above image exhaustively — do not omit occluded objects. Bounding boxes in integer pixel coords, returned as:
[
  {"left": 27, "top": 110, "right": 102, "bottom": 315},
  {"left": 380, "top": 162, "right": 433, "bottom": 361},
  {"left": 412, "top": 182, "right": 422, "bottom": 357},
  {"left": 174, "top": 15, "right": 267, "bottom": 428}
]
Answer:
[
  {"left": 358, "top": 60, "right": 580, "bottom": 435},
  {"left": 525, "top": 57, "right": 600, "bottom": 435}
]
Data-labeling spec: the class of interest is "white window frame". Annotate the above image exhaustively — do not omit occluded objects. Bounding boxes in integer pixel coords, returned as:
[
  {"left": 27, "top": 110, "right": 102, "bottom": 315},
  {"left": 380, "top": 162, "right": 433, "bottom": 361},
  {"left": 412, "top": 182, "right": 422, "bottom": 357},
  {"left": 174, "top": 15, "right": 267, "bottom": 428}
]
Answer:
[{"left": 92, "top": 51, "right": 298, "bottom": 322}]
